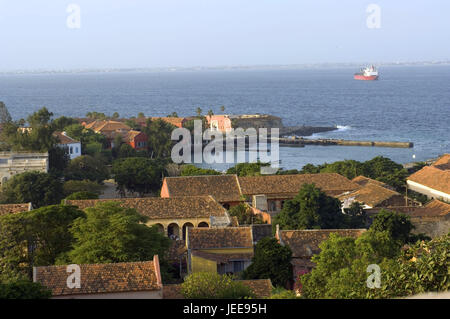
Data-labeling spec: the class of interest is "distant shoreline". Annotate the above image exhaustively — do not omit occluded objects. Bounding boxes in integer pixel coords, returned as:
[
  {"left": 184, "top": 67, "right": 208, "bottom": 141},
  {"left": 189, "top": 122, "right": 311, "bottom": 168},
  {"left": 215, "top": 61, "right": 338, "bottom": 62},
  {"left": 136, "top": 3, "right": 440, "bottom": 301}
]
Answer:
[{"left": 1, "top": 61, "right": 449, "bottom": 76}]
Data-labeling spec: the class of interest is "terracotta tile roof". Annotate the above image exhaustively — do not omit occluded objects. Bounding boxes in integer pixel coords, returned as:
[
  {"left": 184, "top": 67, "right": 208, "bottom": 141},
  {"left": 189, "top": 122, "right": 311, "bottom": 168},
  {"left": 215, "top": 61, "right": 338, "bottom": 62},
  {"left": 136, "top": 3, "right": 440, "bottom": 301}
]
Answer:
[
  {"left": 191, "top": 251, "right": 254, "bottom": 263},
  {"left": 279, "top": 229, "right": 366, "bottom": 258},
  {"left": 432, "top": 154, "right": 450, "bottom": 167},
  {"left": 0, "top": 203, "right": 31, "bottom": 216},
  {"left": 53, "top": 131, "right": 79, "bottom": 144},
  {"left": 239, "top": 173, "right": 360, "bottom": 197},
  {"left": 163, "top": 279, "right": 272, "bottom": 299},
  {"left": 122, "top": 130, "right": 145, "bottom": 142},
  {"left": 66, "top": 196, "right": 227, "bottom": 220},
  {"left": 187, "top": 227, "right": 253, "bottom": 250},
  {"left": 352, "top": 175, "right": 389, "bottom": 188},
  {"left": 164, "top": 175, "right": 243, "bottom": 202},
  {"left": 338, "top": 183, "right": 402, "bottom": 207},
  {"left": 85, "top": 120, "right": 131, "bottom": 133},
  {"left": 407, "top": 166, "right": 450, "bottom": 194},
  {"left": 34, "top": 259, "right": 161, "bottom": 296},
  {"left": 237, "top": 279, "right": 273, "bottom": 298},
  {"left": 365, "top": 201, "right": 450, "bottom": 219}
]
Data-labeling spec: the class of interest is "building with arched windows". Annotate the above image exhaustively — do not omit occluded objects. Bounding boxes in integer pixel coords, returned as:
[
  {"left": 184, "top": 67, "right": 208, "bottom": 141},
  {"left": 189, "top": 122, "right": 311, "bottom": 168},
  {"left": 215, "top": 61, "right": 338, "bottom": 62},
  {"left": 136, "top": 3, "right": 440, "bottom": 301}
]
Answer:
[{"left": 65, "top": 196, "right": 231, "bottom": 240}]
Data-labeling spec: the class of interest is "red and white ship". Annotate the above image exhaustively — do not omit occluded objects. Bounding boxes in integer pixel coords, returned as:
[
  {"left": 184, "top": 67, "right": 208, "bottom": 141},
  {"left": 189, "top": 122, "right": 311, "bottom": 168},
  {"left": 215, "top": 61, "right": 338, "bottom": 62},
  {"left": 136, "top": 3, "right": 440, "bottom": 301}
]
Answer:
[{"left": 354, "top": 65, "right": 379, "bottom": 80}]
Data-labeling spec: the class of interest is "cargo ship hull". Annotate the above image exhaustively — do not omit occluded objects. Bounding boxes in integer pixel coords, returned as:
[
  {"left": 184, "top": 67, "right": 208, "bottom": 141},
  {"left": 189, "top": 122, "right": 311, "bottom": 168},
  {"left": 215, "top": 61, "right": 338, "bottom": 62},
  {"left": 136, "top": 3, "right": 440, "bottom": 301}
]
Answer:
[{"left": 354, "top": 74, "right": 378, "bottom": 81}]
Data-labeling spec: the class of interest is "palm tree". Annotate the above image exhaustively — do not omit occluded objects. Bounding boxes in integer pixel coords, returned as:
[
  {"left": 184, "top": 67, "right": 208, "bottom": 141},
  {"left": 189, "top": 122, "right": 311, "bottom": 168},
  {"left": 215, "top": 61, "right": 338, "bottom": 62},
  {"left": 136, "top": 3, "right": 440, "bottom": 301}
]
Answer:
[
  {"left": 220, "top": 105, "right": 225, "bottom": 113},
  {"left": 196, "top": 107, "right": 202, "bottom": 117},
  {"left": 207, "top": 109, "right": 214, "bottom": 117}
]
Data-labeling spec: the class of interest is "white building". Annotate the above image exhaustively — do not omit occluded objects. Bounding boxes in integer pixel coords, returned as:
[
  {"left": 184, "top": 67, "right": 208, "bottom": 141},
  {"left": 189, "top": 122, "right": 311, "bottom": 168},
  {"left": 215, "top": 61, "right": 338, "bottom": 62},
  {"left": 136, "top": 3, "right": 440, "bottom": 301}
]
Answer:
[
  {"left": 0, "top": 152, "right": 49, "bottom": 185},
  {"left": 54, "top": 131, "right": 81, "bottom": 160},
  {"left": 406, "top": 154, "right": 450, "bottom": 202}
]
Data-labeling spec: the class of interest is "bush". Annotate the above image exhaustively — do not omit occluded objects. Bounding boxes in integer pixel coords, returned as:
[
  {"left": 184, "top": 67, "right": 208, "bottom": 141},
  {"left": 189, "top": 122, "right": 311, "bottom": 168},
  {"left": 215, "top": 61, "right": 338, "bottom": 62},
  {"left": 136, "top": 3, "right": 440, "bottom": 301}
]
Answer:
[
  {"left": 65, "top": 191, "right": 99, "bottom": 200},
  {"left": 0, "top": 281, "right": 51, "bottom": 299},
  {"left": 269, "top": 287, "right": 300, "bottom": 299},
  {"left": 63, "top": 180, "right": 104, "bottom": 197},
  {"left": 181, "top": 272, "right": 255, "bottom": 299},
  {"left": 64, "top": 155, "right": 109, "bottom": 183}
]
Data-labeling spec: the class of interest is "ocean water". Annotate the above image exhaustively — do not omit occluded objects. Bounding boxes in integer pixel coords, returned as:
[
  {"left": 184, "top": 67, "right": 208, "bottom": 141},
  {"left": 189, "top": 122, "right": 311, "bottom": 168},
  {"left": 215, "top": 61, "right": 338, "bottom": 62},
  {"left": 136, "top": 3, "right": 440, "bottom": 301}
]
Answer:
[{"left": 0, "top": 65, "right": 449, "bottom": 170}]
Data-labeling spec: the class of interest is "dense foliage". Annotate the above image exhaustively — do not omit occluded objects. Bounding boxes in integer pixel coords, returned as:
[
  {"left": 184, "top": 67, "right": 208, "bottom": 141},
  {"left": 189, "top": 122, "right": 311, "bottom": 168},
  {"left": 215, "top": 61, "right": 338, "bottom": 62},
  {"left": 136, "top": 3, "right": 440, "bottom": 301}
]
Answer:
[
  {"left": 180, "top": 164, "right": 221, "bottom": 176},
  {"left": 112, "top": 157, "right": 166, "bottom": 196},
  {"left": 58, "top": 201, "right": 170, "bottom": 265},
  {"left": 297, "top": 211, "right": 445, "bottom": 299},
  {"left": 64, "top": 155, "right": 110, "bottom": 183},
  {"left": 0, "top": 205, "right": 85, "bottom": 280},
  {"left": 243, "top": 238, "right": 293, "bottom": 287},
  {"left": 0, "top": 171, "right": 64, "bottom": 208},
  {"left": 273, "top": 183, "right": 346, "bottom": 230},
  {"left": 226, "top": 162, "right": 270, "bottom": 176},
  {"left": 0, "top": 281, "right": 51, "bottom": 299},
  {"left": 181, "top": 272, "right": 255, "bottom": 299},
  {"left": 228, "top": 203, "right": 265, "bottom": 225}
]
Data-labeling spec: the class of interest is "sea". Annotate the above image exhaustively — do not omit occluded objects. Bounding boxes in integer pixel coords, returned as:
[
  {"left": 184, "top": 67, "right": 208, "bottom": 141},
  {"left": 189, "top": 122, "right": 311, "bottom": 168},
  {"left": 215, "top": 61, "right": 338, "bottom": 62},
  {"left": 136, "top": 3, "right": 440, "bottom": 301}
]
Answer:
[{"left": 0, "top": 65, "right": 449, "bottom": 171}]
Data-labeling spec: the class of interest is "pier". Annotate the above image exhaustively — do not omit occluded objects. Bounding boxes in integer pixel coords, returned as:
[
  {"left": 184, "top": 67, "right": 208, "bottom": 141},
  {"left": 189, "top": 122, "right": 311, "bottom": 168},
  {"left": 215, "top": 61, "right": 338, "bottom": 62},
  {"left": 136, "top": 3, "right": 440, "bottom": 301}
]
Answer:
[{"left": 277, "top": 137, "right": 413, "bottom": 148}]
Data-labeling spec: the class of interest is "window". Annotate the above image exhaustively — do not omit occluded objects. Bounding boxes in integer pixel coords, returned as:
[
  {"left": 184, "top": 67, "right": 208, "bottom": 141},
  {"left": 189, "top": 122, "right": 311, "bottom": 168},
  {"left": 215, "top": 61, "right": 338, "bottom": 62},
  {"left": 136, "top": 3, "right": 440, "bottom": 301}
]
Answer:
[
  {"left": 233, "top": 261, "right": 244, "bottom": 273},
  {"left": 75, "top": 147, "right": 79, "bottom": 153},
  {"left": 69, "top": 146, "right": 73, "bottom": 154}
]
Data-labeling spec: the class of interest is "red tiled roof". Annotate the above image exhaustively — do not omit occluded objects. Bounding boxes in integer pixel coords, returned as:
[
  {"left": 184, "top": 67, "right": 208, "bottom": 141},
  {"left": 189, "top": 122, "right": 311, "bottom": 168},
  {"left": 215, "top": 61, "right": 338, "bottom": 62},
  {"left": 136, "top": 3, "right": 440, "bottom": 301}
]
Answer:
[
  {"left": 352, "top": 175, "right": 389, "bottom": 188},
  {"left": 338, "top": 183, "right": 402, "bottom": 207},
  {"left": 239, "top": 173, "right": 361, "bottom": 197},
  {"left": 187, "top": 227, "right": 253, "bottom": 250},
  {"left": 66, "top": 196, "right": 227, "bottom": 220},
  {"left": 407, "top": 166, "right": 450, "bottom": 194},
  {"left": 53, "top": 131, "right": 79, "bottom": 144},
  {"left": 191, "top": 251, "right": 253, "bottom": 263},
  {"left": 0, "top": 203, "right": 31, "bottom": 216},
  {"left": 432, "top": 154, "right": 450, "bottom": 167},
  {"left": 279, "top": 229, "right": 366, "bottom": 258},
  {"left": 34, "top": 259, "right": 162, "bottom": 296},
  {"left": 164, "top": 175, "right": 243, "bottom": 203}
]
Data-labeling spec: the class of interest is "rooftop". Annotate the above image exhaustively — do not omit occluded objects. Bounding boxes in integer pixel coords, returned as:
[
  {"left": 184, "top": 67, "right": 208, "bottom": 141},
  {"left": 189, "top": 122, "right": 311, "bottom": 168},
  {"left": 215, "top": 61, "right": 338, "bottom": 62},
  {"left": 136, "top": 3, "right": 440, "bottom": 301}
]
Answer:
[
  {"left": 239, "top": 173, "right": 360, "bottom": 197},
  {"left": 53, "top": 131, "right": 80, "bottom": 145},
  {"left": 278, "top": 228, "right": 366, "bottom": 258},
  {"left": 339, "top": 182, "right": 402, "bottom": 207},
  {"left": 407, "top": 166, "right": 450, "bottom": 194},
  {"left": 163, "top": 175, "right": 243, "bottom": 203},
  {"left": 34, "top": 258, "right": 161, "bottom": 296},
  {"left": 0, "top": 203, "right": 31, "bottom": 216},
  {"left": 187, "top": 226, "right": 253, "bottom": 250},
  {"left": 65, "top": 196, "right": 227, "bottom": 220}
]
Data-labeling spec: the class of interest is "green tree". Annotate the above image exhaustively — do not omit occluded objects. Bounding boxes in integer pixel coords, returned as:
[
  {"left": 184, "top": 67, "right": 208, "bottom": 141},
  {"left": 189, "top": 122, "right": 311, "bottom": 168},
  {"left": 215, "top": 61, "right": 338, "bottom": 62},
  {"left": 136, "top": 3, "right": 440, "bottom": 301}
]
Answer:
[
  {"left": 0, "top": 101, "right": 12, "bottom": 124},
  {"left": 220, "top": 105, "right": 225, "bottom": 113},
  {"left": 143, "top": 118, "right": 176, "bottom": 159},
  {"left": 196, "top": 107, "right": 202, "bottom": 117},
  {"left": 273, "top": 183, "right": 344, "bottom": 230},
  {"left": 51, "top": 116, "right": 78, "bottom": 131},
  {"left": 0, "top": 281, "right": 51, "bottom": 299},
  {"left": 0, "top": 171, "right": 63, "bottom": 208},
  {"left": 0, "top": 205, "right": 85, "bottom": 280},
  {"left": 226, "top": 162, "right": 270, "bottom": 177},
  {"left": 369, "top": 209, "right": 414, "bottom": 245},
  {"left": 228, "top": 203, "right": 265, "bottom": 225},
  {"left": 64, "top": 155, "right": 110, "bottom": 183},
  {"left": 181, "top": 272, "right": 255, "bottom": 299},
  {"left": 48, "top": 146, "right": 70, "bottom": 177},
  {"left": 59, "top": 201, "right": 170, "bottom": 264},
  {"left": 63, "top": 180, "right": 103, "bottom": 197},
  {"left": 343, "top": 202, "right": 368, "bottom": 228},
  {"left": 65, "top": 191, "right": 99, "bottom": 200},
  {"left": 112, "top": 157, "right": 165, "bottom": 196},
  {"left": 180, "top": 164, "right": 221, "bottom": 176},
  {"left": 112, "top": 112, "right": 120, "bottom": 119},
  {"left": 243, "top": 238, "right": 293, "bottom": 287}
]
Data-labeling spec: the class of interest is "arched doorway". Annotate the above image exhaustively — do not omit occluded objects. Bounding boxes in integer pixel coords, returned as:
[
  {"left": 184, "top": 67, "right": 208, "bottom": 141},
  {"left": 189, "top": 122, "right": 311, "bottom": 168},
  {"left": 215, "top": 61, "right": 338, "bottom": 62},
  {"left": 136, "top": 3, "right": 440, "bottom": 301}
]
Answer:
[
  {"left": 153, "top": 223, "right": 165, "bottom": 234},
  {"left": 182, "top": 222, "right": 194, "bottom": 241},
  {"left": 198, "top": 222, "right": 209, "bottom": 228},
  {"left": 167, "top": 223, "right": 180, "bottom": 239}
]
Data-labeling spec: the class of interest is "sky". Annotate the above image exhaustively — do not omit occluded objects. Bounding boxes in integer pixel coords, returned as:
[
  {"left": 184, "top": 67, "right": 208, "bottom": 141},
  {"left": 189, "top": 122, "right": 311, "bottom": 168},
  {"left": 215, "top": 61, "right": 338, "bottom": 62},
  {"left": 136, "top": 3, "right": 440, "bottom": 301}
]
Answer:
[{"left": 0, "top": 0, "right": 449, "bottom": 70}]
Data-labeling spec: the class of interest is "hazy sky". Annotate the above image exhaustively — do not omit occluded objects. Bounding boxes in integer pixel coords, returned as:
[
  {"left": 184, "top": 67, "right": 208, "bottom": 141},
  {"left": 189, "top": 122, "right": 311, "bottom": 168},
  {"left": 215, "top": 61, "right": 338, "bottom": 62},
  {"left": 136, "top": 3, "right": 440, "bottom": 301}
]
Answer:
[{"left": 0, "top": 0, "right": 449, "bottom": 70}]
